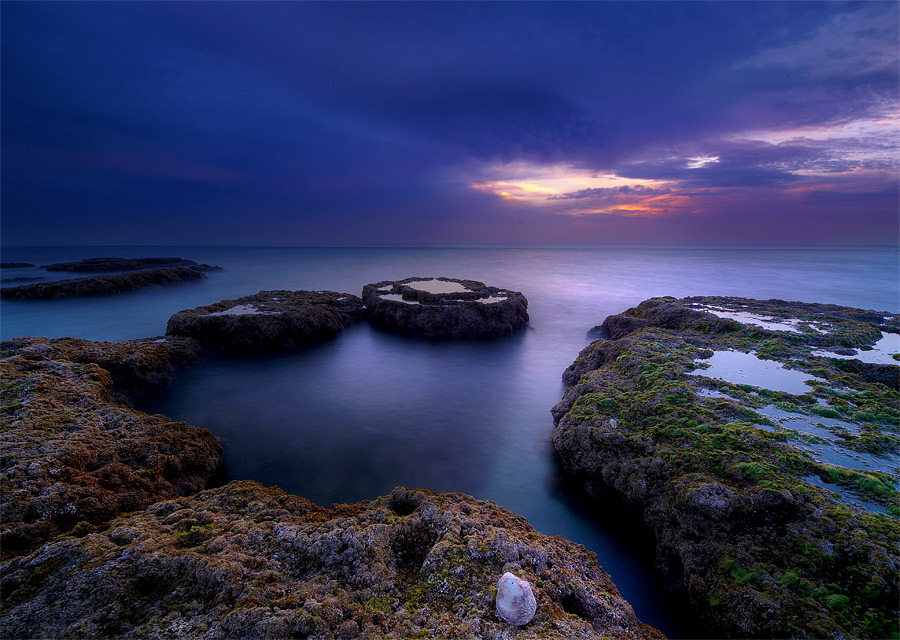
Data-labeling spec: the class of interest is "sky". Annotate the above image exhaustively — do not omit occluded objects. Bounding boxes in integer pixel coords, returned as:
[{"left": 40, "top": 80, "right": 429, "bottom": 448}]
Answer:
[{"left": 1, "top": 1, "right": 898, "bottom": 246}]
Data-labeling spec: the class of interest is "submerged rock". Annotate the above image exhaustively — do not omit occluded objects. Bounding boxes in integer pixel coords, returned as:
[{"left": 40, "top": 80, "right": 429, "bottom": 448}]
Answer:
[
  {"left": 0, "top": 337, "right": 222, "bottom": 560},
  {"left": 0, "top": 482, "right": 663, "bottom": 640},
  {"left": 42, "top": 257, "right": 200, "bottom": 272},
  {"left": 166, "top": 289, "right": 363, "bottom": 354},
  {"left": 362, "top": 277, "right": 529, "bottom": 338},
  {"left": 554, "top": 296, "right": 899, "bottom": 638},
  {"left": 496, "top": 572, "right": 537, "bottom": 625},
  {"left": 0, "top": 266, "right": 212, "bottom": 299}
]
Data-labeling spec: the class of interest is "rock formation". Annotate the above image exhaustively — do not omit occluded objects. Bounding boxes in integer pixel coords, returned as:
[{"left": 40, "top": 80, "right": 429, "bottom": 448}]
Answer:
[
  {"left": 42, "top": 257, "right": 203, "bottom": 272},
  {"left": 553, "top": 296, "right": 899, "bottom": 638},
  {"left": 0, "top": 337, "right": 222, "bottom": 560},
  {"left": 0, "top": 482, "right": 662, "bottom": 639},
  {"left": 0, "top": 267, "right": 213, "bottom": 300},
  {"left": 0, "top": 263, "right": 35, "bottom": 269},
  {"left": 362, "top": 277, "right": 529, "bottom": 338},
  {"left": 166, "top": 290, "right": 363, "bottom": 354}
]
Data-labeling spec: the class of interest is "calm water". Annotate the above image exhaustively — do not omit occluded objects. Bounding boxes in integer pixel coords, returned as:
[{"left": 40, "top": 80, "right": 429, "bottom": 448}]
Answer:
[{"left": 2, "top": 245, "right": 898, "bottom": 637}]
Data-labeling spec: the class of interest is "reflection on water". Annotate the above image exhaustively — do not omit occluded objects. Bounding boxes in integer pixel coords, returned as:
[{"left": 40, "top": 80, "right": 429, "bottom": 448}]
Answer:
[
  {"left": 2, "top": 245, "right": 898, "bottom": 637},
  {"left": 689, "top": 350, "right": 825, "bottom": 395},
  {"left": 812, "top": 331, "right": 900, "bottom": 365}
]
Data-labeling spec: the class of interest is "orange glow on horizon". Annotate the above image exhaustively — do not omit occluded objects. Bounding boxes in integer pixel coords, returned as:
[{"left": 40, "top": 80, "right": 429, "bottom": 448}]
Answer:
[{"left": 469, "top": 163, "right": 664, "bottom": 204}]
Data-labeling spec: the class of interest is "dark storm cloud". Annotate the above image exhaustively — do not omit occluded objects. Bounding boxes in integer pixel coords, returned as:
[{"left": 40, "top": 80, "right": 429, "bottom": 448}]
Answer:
[{"left": 1, "top": 1, "right": 897, "bottom": 244}]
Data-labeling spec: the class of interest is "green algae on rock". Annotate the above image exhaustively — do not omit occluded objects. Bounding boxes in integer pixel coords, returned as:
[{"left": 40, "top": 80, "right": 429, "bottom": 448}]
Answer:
[
  {"left": 553, "top": 296, "right": 899, "bottom": 639},
  {"left": 362, "top": 277, "right": 529, "bottom": 339},
  {"left": 0, "top": 266, "right": 213, "bottom": 300},
  {"left": 0, "top": 481, "right": 663, "bottom": 640},
  {"left": 0, "top": 337, "right": 223, "bottom": 560},
  {"left": 165, "top": 289, "right": 363, "bottom": 354}
]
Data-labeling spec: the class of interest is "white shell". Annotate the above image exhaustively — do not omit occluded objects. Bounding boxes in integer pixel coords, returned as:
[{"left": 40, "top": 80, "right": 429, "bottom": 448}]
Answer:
[{"left": 496, "top": 572, "right": 537, "bottom": 626}]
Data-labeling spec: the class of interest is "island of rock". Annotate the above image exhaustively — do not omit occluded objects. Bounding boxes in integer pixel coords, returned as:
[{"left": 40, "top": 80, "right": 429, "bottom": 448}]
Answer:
[
  {"left": 166, "top": 290, "right": 363, "bottom": 354},
  {"left": 362, "top": 277, "right": 529, "bottom": 339},
  {"left": 0, "top": 266, "right": 216, "bottom": 300},
  {"left": 0, "top": 263, "right": 35, "bottom": 269},
  {"left": 42, "top": 257, "right": 213, "bottom": 273},
  {"left": 552, "top": 296, "right": 899, "bottom": 638}
]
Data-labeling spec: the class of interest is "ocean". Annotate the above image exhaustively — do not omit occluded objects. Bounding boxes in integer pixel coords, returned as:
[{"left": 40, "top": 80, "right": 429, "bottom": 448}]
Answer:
[{"left": 2, "top": 245, "right": 898, "bottom": 636}]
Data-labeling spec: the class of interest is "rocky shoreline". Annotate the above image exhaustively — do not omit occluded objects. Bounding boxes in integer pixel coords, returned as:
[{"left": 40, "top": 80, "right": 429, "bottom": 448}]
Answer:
[
  {"left": 0, "top": 337, "right": 222, "bottom": 560},
  {"left": 0, "top": 320, "right": 659, "bottom": 639},
  {"left": 2, "top": 285, "right": 897, "bottom": 638},
  {"left": 0, "top": 481, "right": 661, "bottom": 639},
  {"left": 552, "top": 296, "right": 899, "bottom": 638}
]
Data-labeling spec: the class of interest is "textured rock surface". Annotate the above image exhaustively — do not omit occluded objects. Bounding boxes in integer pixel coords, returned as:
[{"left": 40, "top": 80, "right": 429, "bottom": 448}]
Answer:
[
  {"left": 166, "top": 290, "right": 363, "bottom": 354},
  {"left": 0, "top": 481, "right": 663, "bottom": 640},
  {"left": 0, "top": 267, "right": 211, "bottom": 300},
  {"left": 362, "top": 277, "right": 529, "bottom": 339},
  {"left": 553, "top": 296, "right": 899, "bottom": 638},
  {"left": 42, "top": 257, "right": 203, "bottom": 272},
  {"left": 0, "top": 337, "right": 222, "bottom": 560}
]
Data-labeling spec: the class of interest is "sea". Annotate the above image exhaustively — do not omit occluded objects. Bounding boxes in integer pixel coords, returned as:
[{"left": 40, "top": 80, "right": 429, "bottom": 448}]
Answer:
[{"left": 2, "top": 245, "right": 898, "bottom": 637}]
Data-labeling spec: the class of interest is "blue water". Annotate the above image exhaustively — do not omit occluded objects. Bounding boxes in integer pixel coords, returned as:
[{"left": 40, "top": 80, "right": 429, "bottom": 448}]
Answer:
[{"left": 2, "top": 245, "right": 898, "bottom": 637}]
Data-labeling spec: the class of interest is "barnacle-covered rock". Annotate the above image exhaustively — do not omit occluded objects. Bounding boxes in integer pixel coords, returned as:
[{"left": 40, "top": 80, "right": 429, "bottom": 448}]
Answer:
[
  {"left": 0, "top": 482, "right": 662, "bottom": 639},
  {"left": 0, "top": 337, "right": 222, "bottom": 560},
  {"left": 554, "top": 295, "right": 900, "bottom": 638}
]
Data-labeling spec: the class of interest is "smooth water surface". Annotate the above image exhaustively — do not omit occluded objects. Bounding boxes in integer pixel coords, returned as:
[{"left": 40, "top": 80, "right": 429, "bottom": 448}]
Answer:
[{"left": 2, "top": 244, "right": 897, "bottom": 637}]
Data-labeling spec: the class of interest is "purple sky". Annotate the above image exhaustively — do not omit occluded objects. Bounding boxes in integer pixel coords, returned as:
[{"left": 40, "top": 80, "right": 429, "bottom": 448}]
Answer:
[{"left": 2, "top": 1, "right": 898, "bottom": 246}]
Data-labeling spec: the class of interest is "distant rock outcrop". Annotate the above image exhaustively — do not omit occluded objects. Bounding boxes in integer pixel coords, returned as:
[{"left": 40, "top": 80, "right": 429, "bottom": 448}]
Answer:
[
  {"left": 166, "top": 290, "right": 363, "bottom": 354},
  {"left": 42, "top": 257, "right": 201, "bottom": 272},
  {"left": 0, "top": 482, "right": 663, "bottom": 640},
  {"left": 0, "top": 337, "right": 222, "bottom": 560},
  {"left": 0, "top": 263, "right": 35, "bottom": 269},
  {"left": 0, "top": 266, "right": 212, "bottom": 299},
  {"left": 362, "top": 277, "right": 529, "bottom": 338}
]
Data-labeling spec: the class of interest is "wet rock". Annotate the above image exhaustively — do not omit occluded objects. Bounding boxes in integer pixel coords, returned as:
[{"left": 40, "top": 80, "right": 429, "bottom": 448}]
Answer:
[
  {"left": 553, "top": 295, "right": 900, "bottom": 638},
  {"left": 496, "top": 572, "right": 537, "bottom": 625},
  {"left": 0, "top": 482, "right": 662, "bottom": 640},
  {"left": 0, "top": 267, "right": 211, "bottom": 299},
  {"left": 42, "top": 257, "right": 200, "bottom": 272},
  {"left": 166, "top": 290, "right": 363, "bottom": 354},
  {"left": 362, "top": 277, "right": 528, "bottom": 339},
  {"left": 0, "top": 337, "right": 222, "bottom": 560}
]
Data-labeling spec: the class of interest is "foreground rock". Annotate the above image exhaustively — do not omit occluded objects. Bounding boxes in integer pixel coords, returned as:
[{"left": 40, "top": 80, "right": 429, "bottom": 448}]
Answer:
[
  {"left": 0, "top": 481, "right": 663, "bottom": 640},
  {"left": 0, "top": 337, "right": 222, "bottom": 559},
  {"left": 166, "top": 290, "right": 363, "bottom": 354},
  {"left": 0, "top": 266, "right": 214, "bottom": 300},
  {"left": 362, "top": 277, "right": 529, "bottom": 338},
  {"left": 42, "top": 257, "right": 207, "bottom": 272},
  {"left": 553, "top": 296, "right": 899, "bottom": 638}
]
